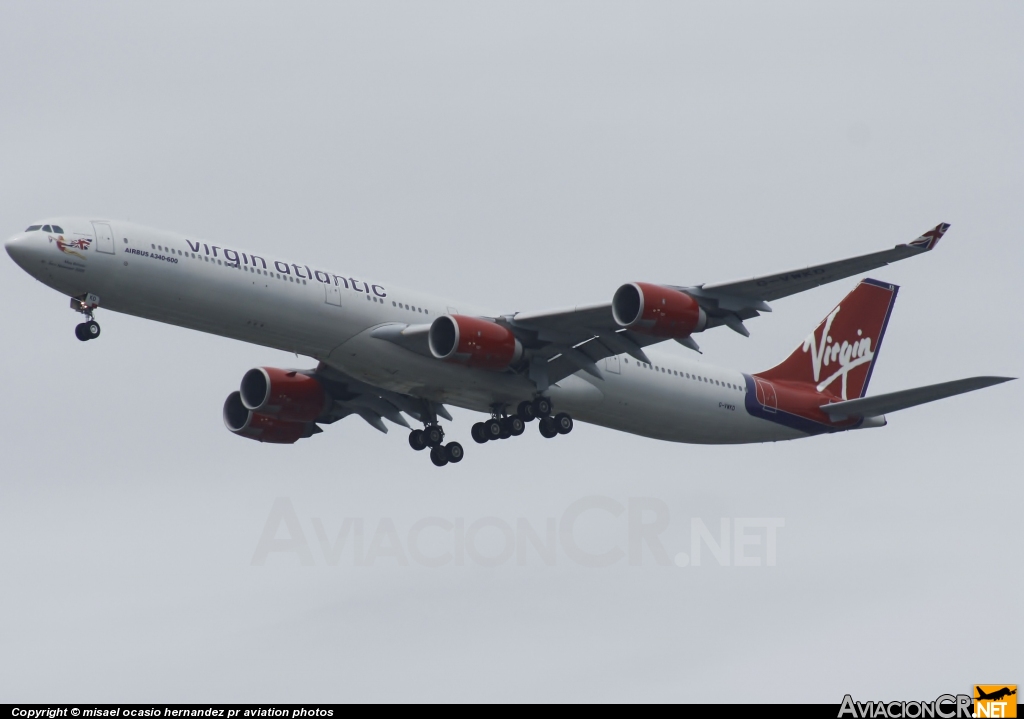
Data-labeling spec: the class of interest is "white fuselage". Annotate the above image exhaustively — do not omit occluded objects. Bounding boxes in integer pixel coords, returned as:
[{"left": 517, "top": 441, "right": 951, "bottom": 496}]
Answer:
[{"left": 6, "top": 218, "right": 811, "bottom": 445}]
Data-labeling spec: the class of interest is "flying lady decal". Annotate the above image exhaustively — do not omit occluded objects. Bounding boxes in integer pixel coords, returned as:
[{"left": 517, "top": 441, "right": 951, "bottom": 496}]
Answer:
[{"left": 50, "top": 234, "right": 91, "bottom": 260}]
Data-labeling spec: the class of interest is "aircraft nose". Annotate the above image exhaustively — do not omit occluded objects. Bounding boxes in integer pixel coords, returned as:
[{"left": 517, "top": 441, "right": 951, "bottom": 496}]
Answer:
[{"left": 5, "top": 233, "right": 35, "bottom": 269}]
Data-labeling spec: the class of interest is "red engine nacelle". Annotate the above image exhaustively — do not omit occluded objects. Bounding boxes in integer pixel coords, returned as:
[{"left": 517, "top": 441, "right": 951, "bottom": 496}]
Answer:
[
  {"left": 612, "top": 282, "right": 706, "bottom": 338},
  {"left": 428, "top": 314, "right": 523, "bottom": 370},
  {"left": 239, "top": 367, "right": 329, "bottom": 422},
  {"left": 223, "top": 391, "right": 321, "bottom": 444}
]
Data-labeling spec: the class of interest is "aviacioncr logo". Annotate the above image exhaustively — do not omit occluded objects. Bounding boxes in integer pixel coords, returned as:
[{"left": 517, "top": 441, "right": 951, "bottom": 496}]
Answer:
[{"left": 801, "top": 306, "right": 874, "bottom": 400}]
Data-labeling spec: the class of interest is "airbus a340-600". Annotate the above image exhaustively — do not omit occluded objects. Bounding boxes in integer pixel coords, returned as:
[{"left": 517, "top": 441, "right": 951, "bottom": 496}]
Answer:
[{"left": 5, "top": 219, "right": 1012, "bottom": 466}]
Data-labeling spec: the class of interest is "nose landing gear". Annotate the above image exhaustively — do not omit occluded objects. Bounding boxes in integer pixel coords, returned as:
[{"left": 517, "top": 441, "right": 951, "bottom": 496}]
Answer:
[
  {"left": 75, "top": 320, "right": 101, "bottom": 341},
  {"left": 71, "top": 293, "right": 102, "bottom": 342}
]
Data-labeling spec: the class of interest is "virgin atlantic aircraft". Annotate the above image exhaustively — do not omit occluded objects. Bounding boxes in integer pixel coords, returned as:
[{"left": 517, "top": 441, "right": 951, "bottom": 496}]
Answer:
[{"left": 5, "top": 219, "right": 1012, "bottom": 467}]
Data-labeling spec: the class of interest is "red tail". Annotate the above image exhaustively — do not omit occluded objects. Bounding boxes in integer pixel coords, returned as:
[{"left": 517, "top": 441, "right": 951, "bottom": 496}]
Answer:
[{"left": 758, "top": 278, "right": 898, "bottom": 401}]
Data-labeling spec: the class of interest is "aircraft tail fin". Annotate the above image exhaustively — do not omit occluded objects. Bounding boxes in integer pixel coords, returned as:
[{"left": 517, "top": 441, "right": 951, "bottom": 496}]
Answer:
[{"left": 758, "top": 278, "right": 898, "bottom": 400}]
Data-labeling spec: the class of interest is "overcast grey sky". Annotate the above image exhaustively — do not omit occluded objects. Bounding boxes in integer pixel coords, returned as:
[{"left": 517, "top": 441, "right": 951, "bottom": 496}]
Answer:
[{"left": 1, "top": 0, "right": 1021, "bottom": 703}]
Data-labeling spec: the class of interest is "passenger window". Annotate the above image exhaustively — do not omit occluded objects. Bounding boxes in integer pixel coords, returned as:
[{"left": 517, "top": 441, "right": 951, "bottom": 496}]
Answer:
[
  {"left": 25, "top": 225, "right": 41, "bottom": 231},
  {"left": 42, "top": 225, "right": 52, "bottom": 232},
  {"left": 52, "top": 225, "right": 64, "bottom": 233}
]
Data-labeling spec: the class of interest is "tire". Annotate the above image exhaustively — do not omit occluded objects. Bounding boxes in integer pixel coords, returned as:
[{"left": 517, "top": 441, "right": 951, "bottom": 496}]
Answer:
[
  {"left": 484, "top": 419, "right": 503, "bottom": 441},
  {"left": 445, "top": 442, "right": 464, "bottom": 463},
  {"left": 554, "top": 412, "right": 574, "bottom": 435},
  {"left": 509, "top": 416, "right": 526, "bottom": 436},
  {"left": 539, "top": 417, "right": 558, "bottom": 438},
  {"left": 425, "top": 425, "right": 444, "bottom": 447},
  {"left": 75, "top": 323, "right": 89, "bottom": 342},
  {"left": 471, "top": 422, "right": 488, "bottom": 444},
  {"left": 517, "top": 400, "right": 536, "bottom": 422},
  {"left": 430, "top": 446, "right": 449, "bottom": 467},
  {"left": 408, "top": 429, "right": 427, "bottom": 451},
  {"left": 85, "top": 320, "right": 101, "bottom": 340},
  {"left": 499, "top": 418, "right": 513, "bottom": 439},
  {"left": 532, "top": 397, "right": 552, "bottom": 417}
]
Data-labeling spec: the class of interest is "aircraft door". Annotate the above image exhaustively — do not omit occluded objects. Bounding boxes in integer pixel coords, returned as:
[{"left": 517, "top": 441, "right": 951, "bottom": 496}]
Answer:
[
  {"left": 92, "top": 222, "right": 114, "bottom": 254},
  {"left": 755, "top": 379, "right": 777, "bottom": 413},
  {"left": 604, "top": 355, "right": 621, "bottom": 374},
  {"left": 325, "top": 284, "right": 342, "bottom": 306}
]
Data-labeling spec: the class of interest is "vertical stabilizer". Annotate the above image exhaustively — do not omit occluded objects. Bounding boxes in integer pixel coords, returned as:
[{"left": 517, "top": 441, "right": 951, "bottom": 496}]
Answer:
[{"left": 758, "top": 279, "right": 898, "bottom": 400}]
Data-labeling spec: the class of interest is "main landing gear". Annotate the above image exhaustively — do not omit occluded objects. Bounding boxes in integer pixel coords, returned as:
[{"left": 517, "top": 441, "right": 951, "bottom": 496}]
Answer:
[
  {"left": 471, "top": 397, "right": 573, "bottom": 445},
  {"left": 408, "top": 423, "right": 464, "bottom": 468},
  {"left": 71, "top": 293, "right": 102, "bottom": 342},
  {"left": 408, "top": 397, "right": 573, "bottom": 467}
]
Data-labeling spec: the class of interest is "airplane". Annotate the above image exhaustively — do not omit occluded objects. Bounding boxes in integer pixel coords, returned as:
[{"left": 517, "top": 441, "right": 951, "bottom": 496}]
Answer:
[
  {"left": 976, "top": 687, "right": 1017, "bottom": 702},
  {"left": 4, "top": 219, "right": 1013, "bottom": 467}
]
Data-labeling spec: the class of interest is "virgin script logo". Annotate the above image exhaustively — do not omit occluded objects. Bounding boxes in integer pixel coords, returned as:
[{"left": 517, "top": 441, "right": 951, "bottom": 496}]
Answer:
[{"left": 802, "top": 306, "right": 874, "bottom": 399}]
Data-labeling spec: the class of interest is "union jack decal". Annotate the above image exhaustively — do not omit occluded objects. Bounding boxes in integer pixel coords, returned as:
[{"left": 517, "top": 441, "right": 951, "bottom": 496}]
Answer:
[{"left": 908, "top": 222, "right": 950, "bottom": 251}]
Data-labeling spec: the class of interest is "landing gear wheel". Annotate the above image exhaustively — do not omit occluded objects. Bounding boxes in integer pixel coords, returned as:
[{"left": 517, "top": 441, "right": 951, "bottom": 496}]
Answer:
[
  {"left": 554, "top": 412, "right": 574, "bottom": 435},
  {"left": 539, "top": 417, "right": 558, "bottom": 438},
  {"left": 445, "top": 442, "right": 464, "bottom": 463},
  {"left": 75, "top": 323, "right": 89, "bottom": 341},
  {"left": 517, "top": 401, "right": 536, "bottom": 422},
  {"left": 509, "top": 416, "right": 526, "bottom": 436},
  {"left": 471, "top": 422, "right": 488, "bottom": 444},
  {"left": 484, "top": 419, "right": 503, "bottom": 441},
  {"left": 424, "top": 425, "right": 444, "bottom": 447},
  {"left": 408, "top": 429, "right": 427, "bottom": 451},
  {"left": 532, "top": 397, "right": 552, "bottom": 417},
  {"left": 430, "top": 446, "right": 449, "bottom": 467},
  {"left": 499, "top": 418, "right": 513, "bottom": 439},
  {"left": 84, "top": 320, "right": 100, "bottom": 340}
]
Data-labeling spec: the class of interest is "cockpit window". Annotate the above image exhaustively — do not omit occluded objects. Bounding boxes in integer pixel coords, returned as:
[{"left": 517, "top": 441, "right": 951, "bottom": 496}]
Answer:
[
  {"left": 42, "top": 225, "right": 52, "bottom": 232},
  {"left": 25, "top": 225, "right": 41, "bottom": 232},
  {"left": 51, "top": 225, "right": 64, "bottom": 233}
]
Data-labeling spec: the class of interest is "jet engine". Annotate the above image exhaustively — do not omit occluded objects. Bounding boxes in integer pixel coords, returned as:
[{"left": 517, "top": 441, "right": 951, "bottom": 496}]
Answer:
[
  {"left": 223, "top": 391, "right": 321, "bottom": 444},
  {"left": 239, "top": 367, "right": 329, "bottom": 422},
  {"left": 429, "top": 314, "right": 523, "bottom": 370},
  {"left": 612, "top": 282, "right": 706, "bottom": 338}
]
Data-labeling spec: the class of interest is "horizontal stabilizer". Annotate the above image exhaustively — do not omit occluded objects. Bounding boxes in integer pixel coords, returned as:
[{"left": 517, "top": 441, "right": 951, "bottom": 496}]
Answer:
[{"left": 820, "top": 376, "right": 1014, "bottom": 420}]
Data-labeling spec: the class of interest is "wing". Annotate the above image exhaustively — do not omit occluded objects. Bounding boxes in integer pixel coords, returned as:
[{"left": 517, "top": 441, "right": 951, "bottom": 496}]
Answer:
[
  {"left": 686, "top": 222, "right": 949, "bottom": 305},
  {"left": 370, "top": 224, "right": 950, "bottom": 391},
  {"left": 311, "top": 362, "right": 452, "bottom": 433},
  {"left": 505, "top": 303, "right": 663, "bottom": 391},
  {"left": 501, "top": 224, "right": 951, "bottom": 387}
]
